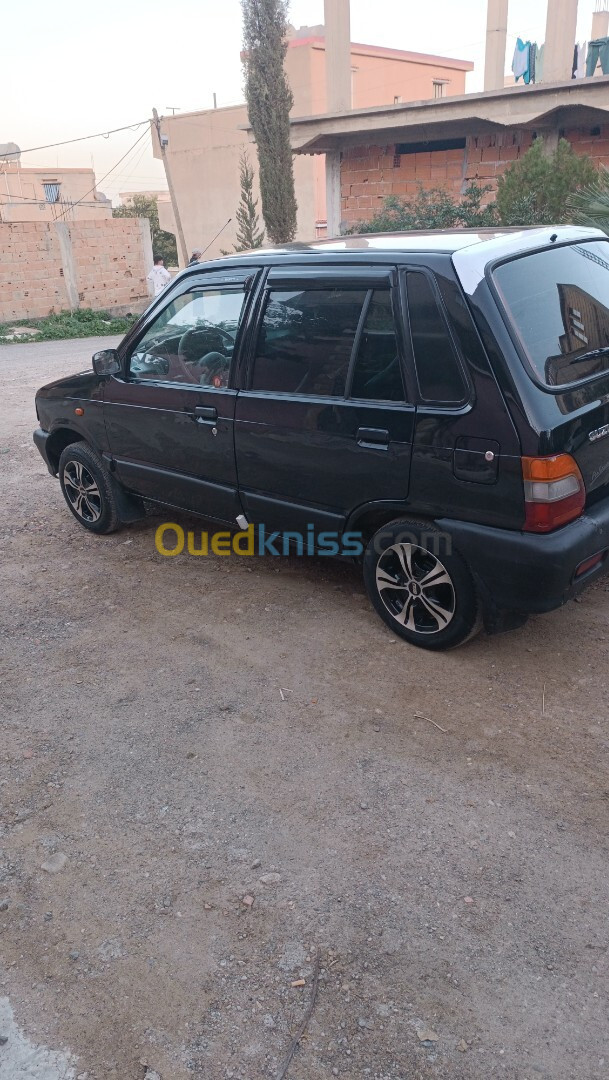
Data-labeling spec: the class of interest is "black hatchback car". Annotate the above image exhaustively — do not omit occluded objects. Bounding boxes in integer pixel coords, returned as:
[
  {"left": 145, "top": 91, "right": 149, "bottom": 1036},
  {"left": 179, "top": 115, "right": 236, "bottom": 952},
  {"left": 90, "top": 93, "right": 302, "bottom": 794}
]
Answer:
[{"left": 34, "top": 226, "right": 609, "bottom": 649}]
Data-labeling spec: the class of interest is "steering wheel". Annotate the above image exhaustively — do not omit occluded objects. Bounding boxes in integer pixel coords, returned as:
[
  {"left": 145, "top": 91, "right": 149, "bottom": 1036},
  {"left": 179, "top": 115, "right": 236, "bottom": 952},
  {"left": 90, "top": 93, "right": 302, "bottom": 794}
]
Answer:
[
  {"left": 197, "top": 351, "right": 230, "bottom": 388},
  {"left": 177, "top": 325, "right": 233, "bottom": 363}
]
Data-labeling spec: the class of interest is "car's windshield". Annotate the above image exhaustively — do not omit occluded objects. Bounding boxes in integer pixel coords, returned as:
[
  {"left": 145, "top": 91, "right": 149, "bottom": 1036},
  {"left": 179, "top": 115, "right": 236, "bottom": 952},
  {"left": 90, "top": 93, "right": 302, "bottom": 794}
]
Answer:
[{"left": 493, "top": 240, "right": 609, "bottom": 387}]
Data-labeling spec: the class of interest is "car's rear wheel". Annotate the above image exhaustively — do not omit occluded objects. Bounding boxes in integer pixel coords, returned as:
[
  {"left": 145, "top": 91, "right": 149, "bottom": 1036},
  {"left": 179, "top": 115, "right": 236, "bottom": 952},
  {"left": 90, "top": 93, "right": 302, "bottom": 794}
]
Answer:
[
  {"left": 58, "top": 442, "right": 121, "bottom": 534},
  {"left": 363, "top": 518, "right": 481, "bottom": 650}
]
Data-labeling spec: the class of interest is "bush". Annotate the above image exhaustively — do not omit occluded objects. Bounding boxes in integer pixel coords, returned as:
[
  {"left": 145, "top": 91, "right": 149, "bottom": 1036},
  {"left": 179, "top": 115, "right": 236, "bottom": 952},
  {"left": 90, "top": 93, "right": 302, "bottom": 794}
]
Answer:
[
  {"left": 568, "top": 165, "right": 609, "bottom": 236},
  {"left": 347, "top": 183, "right": 498, "bottom": 234},
  {"left": 495, "top": 137, "right": 598, "bottom": 225}
]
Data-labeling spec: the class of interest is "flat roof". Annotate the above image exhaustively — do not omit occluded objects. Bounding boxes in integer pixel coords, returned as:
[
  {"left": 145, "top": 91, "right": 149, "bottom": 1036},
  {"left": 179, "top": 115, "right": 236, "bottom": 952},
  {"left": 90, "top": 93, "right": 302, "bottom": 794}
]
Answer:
[{"left": 289, "top": 75, "right": 609, "bottom": 152}]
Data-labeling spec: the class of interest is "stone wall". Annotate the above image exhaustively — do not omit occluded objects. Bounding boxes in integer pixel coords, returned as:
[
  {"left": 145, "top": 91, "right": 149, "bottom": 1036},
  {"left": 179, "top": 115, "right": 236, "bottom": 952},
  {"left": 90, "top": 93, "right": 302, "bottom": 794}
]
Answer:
[
  {"left": 0, "top": 218, "right": 153, "bottom": 323},
  {"left": 340, "top": 123, "right": 609, "bottom": 229}
]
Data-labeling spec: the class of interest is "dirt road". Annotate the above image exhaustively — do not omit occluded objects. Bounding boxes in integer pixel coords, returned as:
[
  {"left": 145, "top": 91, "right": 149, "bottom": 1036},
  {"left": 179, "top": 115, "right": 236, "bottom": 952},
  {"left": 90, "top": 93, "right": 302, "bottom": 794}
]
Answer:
[{"left": 1, "top": 337, "right": 608, "bottom": 1080}]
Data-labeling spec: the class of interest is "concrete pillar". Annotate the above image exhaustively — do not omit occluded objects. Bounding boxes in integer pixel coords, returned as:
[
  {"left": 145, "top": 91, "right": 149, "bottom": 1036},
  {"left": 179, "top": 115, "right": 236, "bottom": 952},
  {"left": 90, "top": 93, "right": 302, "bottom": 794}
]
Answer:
[
  {"left": 324, "top": 0, "right": 351, "bottom": 112},
  {"left": 324, "top": 0, "right": 350, "bottom": 238},
  {"left": 544, "top": 0, "right": 579, "bottom": 83},
  {"left": 136, "top": 217, "right": 154, "bottom": 296},
  {"left": 325, "top": 150, "right": 342, "bottom": 239},
  {"left": 54, "top": 222, "right": 79, "bottom": 312},
  {"left": 591, "top": 1, "right": 609, "bottom": 42},
  {"left": 484, "top": 0, "right": 509, "bottom": 92}
]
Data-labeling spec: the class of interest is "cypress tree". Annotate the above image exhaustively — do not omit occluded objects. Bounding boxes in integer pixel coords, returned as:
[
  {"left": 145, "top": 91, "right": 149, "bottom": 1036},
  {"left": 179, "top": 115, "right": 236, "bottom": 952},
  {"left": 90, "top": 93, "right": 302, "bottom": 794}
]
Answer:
[
  {"left": 241, "top": 0, "right": 298, "bottom": 245},
  {"left": 234, "top": 152, "right": 265, "bottom": 250}
]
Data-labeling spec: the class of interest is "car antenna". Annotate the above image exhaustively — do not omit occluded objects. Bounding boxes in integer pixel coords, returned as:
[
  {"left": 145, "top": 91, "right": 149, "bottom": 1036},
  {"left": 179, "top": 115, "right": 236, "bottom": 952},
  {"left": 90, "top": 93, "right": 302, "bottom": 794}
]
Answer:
[
  {"left": 201, "top": 218, "right": 232, "bottom": 257},
  {"left": 550, "top": 233, "right": 558, "bottom": 243}
]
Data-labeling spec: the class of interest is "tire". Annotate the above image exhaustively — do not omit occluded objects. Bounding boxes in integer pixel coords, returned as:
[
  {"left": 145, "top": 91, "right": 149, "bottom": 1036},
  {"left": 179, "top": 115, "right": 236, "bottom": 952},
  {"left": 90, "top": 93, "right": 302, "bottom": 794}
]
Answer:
[
  {"left": 363, "top": 518, "right": 481, "bottom": 650},
  {"left": 58, "top": 442, "right": 121, "bottom": 535}
]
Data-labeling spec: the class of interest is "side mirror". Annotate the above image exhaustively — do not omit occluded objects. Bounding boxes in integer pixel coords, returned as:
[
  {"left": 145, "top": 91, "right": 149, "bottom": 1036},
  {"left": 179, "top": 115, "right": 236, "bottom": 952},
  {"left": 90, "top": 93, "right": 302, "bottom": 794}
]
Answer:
[{"left": 92, "top": 348, "right": 121, "bottom": 376}]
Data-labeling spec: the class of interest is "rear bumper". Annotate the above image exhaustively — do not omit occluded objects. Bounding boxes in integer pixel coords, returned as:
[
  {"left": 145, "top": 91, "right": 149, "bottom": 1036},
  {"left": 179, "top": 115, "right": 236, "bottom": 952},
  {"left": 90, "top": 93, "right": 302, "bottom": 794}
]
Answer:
[
  {"left": 33, "top": 427, "right": 55, "bottom": 475},
  {"left": 438, "top": 500, "right": 609, "bottom": 617}
]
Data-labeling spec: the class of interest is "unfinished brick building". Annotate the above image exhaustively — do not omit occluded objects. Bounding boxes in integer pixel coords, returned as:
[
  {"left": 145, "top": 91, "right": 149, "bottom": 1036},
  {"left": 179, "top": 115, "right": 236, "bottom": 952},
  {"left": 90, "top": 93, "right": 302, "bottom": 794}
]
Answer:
[{"left": 291, "top": 77, "right": 609, "bottom": 233}]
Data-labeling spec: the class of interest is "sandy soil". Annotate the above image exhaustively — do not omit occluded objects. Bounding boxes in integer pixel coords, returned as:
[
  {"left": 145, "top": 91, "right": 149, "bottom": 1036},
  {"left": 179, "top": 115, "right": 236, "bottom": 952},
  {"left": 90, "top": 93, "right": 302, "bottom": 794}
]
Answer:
[{"left": 1, "top": 336, "right": 608, "bottom": 1080}]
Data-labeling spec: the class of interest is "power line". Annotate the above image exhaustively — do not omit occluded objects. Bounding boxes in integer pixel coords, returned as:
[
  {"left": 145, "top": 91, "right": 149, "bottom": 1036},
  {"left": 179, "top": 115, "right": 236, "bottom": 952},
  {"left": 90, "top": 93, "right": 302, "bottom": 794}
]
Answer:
[
  {"left": 103, "top": 138, "right": 152, "bottom": 193},
  {"left": 56, "top": 128, "right": 150, "bottom": 221},
  {"left": 0, "top": 191, "right": 108, "bottom": 207},
  {"left": 7, "top": 121, "right": 150, "bottom": 158}
]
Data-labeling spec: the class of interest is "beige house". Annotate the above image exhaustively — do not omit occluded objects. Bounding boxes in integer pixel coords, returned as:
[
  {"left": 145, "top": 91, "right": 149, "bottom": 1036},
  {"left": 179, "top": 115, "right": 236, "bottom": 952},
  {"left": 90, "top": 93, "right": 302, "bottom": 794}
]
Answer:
[
  {"left": 0, "top": 162, "right": 112, "bottom": 223},
  {"left": 153, "top": 25, "right": 473, "bottom": 262}
]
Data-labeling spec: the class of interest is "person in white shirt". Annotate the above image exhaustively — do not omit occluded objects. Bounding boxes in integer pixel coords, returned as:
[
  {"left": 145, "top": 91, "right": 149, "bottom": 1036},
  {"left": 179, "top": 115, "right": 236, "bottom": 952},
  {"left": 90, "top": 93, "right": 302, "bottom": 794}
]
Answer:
[{"left": 147, "top": 256, "right": 171, "bottom": 297}]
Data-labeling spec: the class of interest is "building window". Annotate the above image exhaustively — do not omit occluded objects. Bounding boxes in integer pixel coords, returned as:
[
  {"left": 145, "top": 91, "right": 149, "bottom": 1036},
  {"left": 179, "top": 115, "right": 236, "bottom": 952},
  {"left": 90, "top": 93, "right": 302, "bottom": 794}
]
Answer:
[
  {"left": 42, "top": 182, "right": 60, "bottom": 204},
  {"left": 433, "top": 81, "right": 447, "bottom": 99},
  {"left": 395, "top": 137, "right": 466, "bottom": 156},
  {"left": 568, "top": 307, "right": 588, "bottom": 344},
  {"left": 393, "top": 95, "right": 402, "bottom": 104}
]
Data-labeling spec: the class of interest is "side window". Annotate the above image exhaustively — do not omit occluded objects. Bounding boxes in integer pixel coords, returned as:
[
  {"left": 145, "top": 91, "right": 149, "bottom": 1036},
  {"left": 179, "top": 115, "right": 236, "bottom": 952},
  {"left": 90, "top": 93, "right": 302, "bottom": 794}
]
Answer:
[
  {"left": 349, "top": 290, "right": 405, "bottom": 402},
  {"left": 251, "top": 287, "right": 367, "bottom": 397},
  {"left": 129, "top": 287, "right": 246, "bottom": 386},
  {"left": 406, "top": 272, "right": 467, "bottom": 403}
]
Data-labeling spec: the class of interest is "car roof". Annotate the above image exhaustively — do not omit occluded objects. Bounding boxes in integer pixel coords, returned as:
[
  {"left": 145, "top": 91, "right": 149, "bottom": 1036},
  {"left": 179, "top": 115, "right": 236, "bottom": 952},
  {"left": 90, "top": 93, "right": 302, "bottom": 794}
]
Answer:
[{"left": 183, "top": 225, "right": 607, "bottom": 280}]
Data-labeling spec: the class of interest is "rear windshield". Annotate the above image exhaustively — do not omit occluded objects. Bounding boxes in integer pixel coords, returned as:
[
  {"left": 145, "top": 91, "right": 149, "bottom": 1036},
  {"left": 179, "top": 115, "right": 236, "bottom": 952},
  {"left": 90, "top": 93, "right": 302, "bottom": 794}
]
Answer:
[{"left": 493, "top": 240, "right": 609, "bottom": 387}]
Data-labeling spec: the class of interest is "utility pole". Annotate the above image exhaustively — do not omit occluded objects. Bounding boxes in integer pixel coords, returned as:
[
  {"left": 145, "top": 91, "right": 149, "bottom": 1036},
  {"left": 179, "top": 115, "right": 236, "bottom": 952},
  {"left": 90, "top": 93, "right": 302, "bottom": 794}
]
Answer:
[{"left": 152, "top": 108, "right": 188, "bottom": 267}]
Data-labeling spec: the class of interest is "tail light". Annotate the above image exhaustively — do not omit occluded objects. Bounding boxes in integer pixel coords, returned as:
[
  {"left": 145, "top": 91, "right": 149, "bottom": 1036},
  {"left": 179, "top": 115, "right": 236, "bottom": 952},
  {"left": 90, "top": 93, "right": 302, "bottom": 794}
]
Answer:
[{"left": 522, "top": 454, "right": 585, "bottom": 532}]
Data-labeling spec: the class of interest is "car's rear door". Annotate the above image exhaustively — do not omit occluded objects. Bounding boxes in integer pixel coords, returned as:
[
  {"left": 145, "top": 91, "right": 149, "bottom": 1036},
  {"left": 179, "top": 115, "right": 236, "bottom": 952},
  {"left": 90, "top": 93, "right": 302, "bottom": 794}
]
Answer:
[
  {"left": 234, "top": 266, "right": 415, "bottom": 534},
  {"left": 105, "top": 269, "right": 255, "bottom": 523}
]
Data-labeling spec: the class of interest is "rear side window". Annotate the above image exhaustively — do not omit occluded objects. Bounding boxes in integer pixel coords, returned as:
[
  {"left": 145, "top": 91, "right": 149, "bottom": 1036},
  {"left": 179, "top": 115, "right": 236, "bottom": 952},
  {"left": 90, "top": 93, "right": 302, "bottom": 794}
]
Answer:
[
  {"left": 406, "top": 272, "right": 467, "bottom": 403},
  {"left": 252, "top": 288, "right": 366, "bottom": 396},
  {"left": 493, "top": 240, "right": 609, "bottom": 387},
  {"left": 349, "top": 290, "right": 404, "bottom": 402}
]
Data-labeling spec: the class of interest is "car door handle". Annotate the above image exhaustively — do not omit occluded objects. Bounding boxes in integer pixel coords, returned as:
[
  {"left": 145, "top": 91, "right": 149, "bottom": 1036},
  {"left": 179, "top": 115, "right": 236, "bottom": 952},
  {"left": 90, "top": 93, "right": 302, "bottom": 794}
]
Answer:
[
  {"left": 194, "top": 406, "right": 217, "bottom": 425},
  {"left": 357, "top": 427, "right": 390, "bottom": 449}
]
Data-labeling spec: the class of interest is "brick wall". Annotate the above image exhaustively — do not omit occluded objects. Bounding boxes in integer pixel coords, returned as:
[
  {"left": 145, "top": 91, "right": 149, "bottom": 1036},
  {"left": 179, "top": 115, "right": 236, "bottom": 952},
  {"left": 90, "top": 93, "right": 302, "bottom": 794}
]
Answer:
[
  {"left": 0, "top": 218, "right": 153, "bottom": 323},
  {"left": 340, "top": 123, "right": 609, "bottom": 228}
]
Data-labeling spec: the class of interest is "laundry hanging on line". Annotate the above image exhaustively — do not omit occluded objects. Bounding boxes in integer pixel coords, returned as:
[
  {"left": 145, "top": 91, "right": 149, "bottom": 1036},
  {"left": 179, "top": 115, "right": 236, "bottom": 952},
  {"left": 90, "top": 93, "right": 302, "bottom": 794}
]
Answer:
[
  {"left": 512, "top": 38, "right": 531, "bottom": 82},
  {"left": 572, "top": 42, "right": 587, "bottom": 78},
  {"left": 586, "top": 37, "right": 609, "bottom": 76},
  {"left": 512, "top": 39, "right": 538, "bottom": 84},
  {"left": 511, "top": 34, "right": 609, "bottom": 85}
]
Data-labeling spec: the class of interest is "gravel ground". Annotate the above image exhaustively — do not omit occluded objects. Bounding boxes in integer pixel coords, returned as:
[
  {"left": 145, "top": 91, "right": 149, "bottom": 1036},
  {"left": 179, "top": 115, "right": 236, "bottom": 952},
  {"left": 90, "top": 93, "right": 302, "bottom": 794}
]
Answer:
[{"left": 1, "top": 337, "right": 608, "bottom": 1080}]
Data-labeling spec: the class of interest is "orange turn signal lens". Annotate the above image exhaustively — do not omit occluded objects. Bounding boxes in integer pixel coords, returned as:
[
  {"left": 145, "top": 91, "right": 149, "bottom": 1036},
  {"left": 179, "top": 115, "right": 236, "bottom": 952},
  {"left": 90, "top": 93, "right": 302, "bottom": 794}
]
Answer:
[{"left": 522, "top": 454, "right": 582, "bottom": 482}]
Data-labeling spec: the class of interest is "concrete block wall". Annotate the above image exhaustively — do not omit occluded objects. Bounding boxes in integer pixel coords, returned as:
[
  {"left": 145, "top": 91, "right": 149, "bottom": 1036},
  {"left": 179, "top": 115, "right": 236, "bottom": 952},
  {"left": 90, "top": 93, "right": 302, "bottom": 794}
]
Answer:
[
  {"left": 0, "top": 218, "right": 153, "bottom": 323},
  {"left": 0, "top": 222, "right": 68, "bottom": 322},
  {"left": 340, "top": 122, "right": 609, "bottom": 228},
  {"left": 70, "top": 219, "right": 152, "bottom": 312}
]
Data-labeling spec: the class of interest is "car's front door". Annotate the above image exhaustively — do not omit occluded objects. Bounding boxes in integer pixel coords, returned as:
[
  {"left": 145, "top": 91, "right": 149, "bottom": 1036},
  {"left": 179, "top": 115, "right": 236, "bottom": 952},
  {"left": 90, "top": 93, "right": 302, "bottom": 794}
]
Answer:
[
  {"left": 234, "top": 267, "right": 415, "bottom": 534},
  {"left": 104, "top": 270, "right": 255, "bottom": 523}
]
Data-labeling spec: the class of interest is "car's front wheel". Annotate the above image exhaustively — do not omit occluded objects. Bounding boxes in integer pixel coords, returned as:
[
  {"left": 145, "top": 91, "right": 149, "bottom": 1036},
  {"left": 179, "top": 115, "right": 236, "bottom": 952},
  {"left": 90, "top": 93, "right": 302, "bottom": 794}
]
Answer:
[
  {"left": 363, "top": 518, "right": 481, "bottom": 650},
  {"left": 58, "top": 442, "right": 121, "bottom": 534}
]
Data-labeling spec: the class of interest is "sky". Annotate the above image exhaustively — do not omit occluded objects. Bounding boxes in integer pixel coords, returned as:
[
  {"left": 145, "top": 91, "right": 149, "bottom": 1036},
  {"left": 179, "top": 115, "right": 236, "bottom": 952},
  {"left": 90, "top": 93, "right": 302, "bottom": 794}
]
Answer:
[{"left": 1, "top": 0, "right": 599, "bottom": 205}]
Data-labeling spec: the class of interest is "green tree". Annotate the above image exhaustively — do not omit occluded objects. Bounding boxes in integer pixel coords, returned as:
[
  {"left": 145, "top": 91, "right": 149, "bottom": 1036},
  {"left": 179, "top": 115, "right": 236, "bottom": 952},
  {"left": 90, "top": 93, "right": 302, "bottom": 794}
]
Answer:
[
  {"left": 568, "top": 165, "right": 609, "bottom": 235},
  {"left": 348, "top": 182, "right": 498, "bottom": 234},
  {"left": 233, "top": 152, "right": 265, "bottom": 250},
  {"left": 113, "top": 194, "right": 178, "bottom": 266},
  {"left": 495, "top": 138, "right": 598, "bottom": 225},
  {"left": 241, "top": 0, "right": 298, "bottom": 245}
]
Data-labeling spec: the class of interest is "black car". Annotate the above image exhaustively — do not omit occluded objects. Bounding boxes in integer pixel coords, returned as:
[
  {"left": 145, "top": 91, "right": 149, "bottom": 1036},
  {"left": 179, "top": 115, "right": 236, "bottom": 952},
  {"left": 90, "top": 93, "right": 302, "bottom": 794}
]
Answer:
[{"left": 34, "top": 227, "right": 609, "bottom": 649}]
